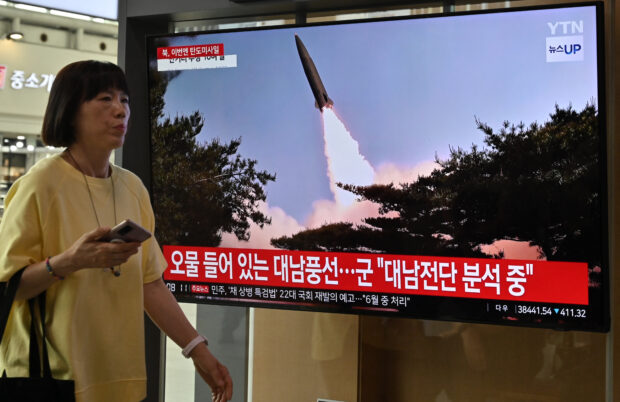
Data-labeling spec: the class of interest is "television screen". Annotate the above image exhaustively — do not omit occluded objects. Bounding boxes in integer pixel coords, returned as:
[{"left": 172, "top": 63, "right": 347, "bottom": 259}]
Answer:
[{"left": 147, "top": 2, "right": 608, "bottom": 331}]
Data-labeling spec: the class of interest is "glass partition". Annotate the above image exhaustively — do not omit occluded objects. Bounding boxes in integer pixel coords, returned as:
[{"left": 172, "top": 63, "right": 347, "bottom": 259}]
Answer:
[{"left": 164, "top": 307, "right": 606, "bottom": 400}]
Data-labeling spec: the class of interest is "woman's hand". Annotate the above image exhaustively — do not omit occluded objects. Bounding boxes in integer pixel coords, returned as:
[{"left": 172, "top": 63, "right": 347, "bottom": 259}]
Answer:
[
  {"left": 143, "top": 279, "right": 234, "bottom": 401},
  {"left": 15, "top": 227, "right": 140, "bottom": 300},
  {"left": 53, "top": 226, "right": 140, "bottom": 276},
  {"left": 144, "top": 278, "right": 233, "bottom": 402},
  {"left": 190, "top": 344, "right": 233, "bottom": 401}
]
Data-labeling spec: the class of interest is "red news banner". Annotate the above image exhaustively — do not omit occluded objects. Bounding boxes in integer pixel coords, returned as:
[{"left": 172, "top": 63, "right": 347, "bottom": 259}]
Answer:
[
  {"left": 163, "top": 246, "right": 589, "bottom": 305},
  {"left": 156, "top": 44, "right": 224, "bottom": 59},
  {"left": 156, "top": 44, "right": 237, "bottom": 72}
]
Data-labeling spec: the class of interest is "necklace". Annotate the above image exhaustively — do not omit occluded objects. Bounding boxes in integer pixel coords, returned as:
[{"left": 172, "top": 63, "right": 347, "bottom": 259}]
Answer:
[{"left": 66, "top": 149, "right": 120, "bottom": 277}]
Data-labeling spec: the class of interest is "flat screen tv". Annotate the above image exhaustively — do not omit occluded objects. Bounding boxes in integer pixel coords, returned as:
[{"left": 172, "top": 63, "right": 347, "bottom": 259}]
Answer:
[{"left": 146, "top": 2, "right": 608, "bottom": 331}]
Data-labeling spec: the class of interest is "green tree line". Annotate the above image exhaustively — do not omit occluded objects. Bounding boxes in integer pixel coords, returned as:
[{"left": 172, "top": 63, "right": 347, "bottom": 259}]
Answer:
[
  {"left": 150, "top": 70, "right": 275, "bottom": 246},
  {"left": 273, "top": 104, "right": 603, "bottom": 270}
]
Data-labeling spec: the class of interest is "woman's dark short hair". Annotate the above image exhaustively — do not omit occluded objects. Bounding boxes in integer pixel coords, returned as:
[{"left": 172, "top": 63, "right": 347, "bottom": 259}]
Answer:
[{"left": 42, "top": 60, "right": 129, "bottom": 147}]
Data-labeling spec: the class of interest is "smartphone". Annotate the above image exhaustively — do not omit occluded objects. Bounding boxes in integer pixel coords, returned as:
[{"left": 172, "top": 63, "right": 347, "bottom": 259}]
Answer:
[{"left": 100, "top": 219, "right": 152, "bottom": 243}]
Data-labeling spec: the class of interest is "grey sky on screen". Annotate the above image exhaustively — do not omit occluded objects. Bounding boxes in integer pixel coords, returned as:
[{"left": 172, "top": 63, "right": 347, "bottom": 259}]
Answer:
[{"left": 158, "top": 6, "right": 599, "bottom": 223}]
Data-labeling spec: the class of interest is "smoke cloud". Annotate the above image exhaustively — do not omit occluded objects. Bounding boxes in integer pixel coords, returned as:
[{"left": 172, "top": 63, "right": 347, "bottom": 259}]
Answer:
[
  {"left": 223, "top": 109, "right": 537, "bottom": 260},
  {"left": 322, "top": 109, "right": 374, "bottom": 206},
  {"left": 222, "top": 110, "right": 432, "bottom": 249}
]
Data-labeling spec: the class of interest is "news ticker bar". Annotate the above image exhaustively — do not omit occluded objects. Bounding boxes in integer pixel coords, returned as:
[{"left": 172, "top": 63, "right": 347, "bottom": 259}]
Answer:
[{"left": 163, "top": 246, "right": 589, "bottom": 305}]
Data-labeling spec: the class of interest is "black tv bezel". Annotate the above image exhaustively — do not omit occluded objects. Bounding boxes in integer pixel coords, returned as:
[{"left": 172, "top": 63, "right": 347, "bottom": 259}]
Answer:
[{"left": 145, "top": 1, "right": 609, "bottom": 332}]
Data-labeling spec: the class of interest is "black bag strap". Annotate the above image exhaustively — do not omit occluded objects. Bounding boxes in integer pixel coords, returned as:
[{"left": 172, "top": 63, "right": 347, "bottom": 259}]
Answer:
[
  {"left": 37, "top": 292, "right": 52, "bottom": 378},
  {"left": 27, "top": 291, "right": 53, "bottom": 379},
  {"left": 27, "top": 297, "right": 41, "bottom": 378},
  {"left": 0, "top": 268, "right": 25, "bottom": 344}
]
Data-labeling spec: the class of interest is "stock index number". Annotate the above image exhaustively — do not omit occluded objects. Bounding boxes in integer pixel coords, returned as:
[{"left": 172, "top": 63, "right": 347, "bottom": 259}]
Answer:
[
  {"left": 515, "top": 305, "right": 553, "bottom": 315},
  {"left": 559, "top": 308, "right": 587, "bottom": 318}
]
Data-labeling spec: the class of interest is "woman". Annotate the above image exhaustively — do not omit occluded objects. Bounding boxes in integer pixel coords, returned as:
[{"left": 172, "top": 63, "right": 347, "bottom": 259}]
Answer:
[{"left": 0, "top": 60, "right": 232, "bottom": 401}]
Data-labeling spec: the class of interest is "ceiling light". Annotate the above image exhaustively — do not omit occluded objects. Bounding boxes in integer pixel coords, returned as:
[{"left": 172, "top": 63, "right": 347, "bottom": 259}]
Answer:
[
  {"left": 6, "top": 17, "right": 23, "bottom": 40},
  {"left": 14, "top": 3, "right": 47, "bottom": 13},
  {"left": 50, "top": 9, "right": 91, "bottom": 21},
  {"left": 7, "top": 31, "right": 23, "bottom": 40}
]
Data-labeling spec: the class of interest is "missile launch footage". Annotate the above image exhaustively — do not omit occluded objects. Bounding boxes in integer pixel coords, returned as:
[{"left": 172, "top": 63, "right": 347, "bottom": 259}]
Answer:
[{"left": 295, "top": 34, "right": 334, "bottom": 112}]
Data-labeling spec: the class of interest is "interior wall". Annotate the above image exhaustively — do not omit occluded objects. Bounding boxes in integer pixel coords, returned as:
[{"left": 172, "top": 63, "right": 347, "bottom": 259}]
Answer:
[
  {"left": 360, "top": 319, "right": 606, "bottom": 401},
  {"left": 0, "top": 41, "right": 116, "bottom": 135},
  {"left": 251, "top": 310, "right": 359, "bottom": 401}
]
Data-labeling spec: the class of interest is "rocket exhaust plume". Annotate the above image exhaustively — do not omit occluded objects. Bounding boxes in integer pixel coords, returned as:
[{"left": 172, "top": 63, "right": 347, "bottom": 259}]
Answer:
[
  {"left": 294, "top": 34, "right": 374, "bottom": 204},
  {"left": 322, "top": 109, "right": 374, "bottom": 206}
]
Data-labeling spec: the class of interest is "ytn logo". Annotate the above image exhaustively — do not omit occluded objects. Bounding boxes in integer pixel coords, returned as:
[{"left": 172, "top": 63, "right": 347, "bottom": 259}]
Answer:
[
  {"left": 551, "top": 44, "right": 582, "bottom": 54},
  {"left": 547, "top": 20, "right": 584, "bottom": 35},
  {"left": 546, "top": 20, "right": 584, "bottom": 63},
  {"left": 546, "top": 35, "right": 584, "bottom": 62}
]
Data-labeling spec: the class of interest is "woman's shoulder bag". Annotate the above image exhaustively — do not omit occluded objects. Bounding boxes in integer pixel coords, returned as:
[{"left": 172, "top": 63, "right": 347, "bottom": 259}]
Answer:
[{"left": 0, "top": 268, "right": 75, "bottom": 402}]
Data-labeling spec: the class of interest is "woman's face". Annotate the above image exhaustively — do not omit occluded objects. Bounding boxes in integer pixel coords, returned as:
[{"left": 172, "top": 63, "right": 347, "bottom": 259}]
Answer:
[{"left": 73, "top": 88, "right": 130, "bottom": 152}]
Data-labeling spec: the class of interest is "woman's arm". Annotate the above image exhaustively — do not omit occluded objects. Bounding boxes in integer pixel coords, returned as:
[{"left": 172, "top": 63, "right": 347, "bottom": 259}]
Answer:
[
  {"left": 143, "top": 278, "right": 233, "bottom": 402},
  {"left": 15, "top": 226, "right": 140, "bottom": 301}
]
